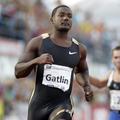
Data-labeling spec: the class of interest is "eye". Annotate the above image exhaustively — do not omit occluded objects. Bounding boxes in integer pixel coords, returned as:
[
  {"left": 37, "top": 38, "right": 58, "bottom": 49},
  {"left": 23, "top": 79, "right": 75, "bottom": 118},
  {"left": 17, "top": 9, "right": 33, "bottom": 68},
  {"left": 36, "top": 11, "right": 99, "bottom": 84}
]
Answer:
[
  {"left": 58, "top": 13, "right": 64, "bottom": 17},
  {"left": 68, "top": 14, "right": 72, "bottom": 18},
  {"left": 115, "top": 57, "right": 118, "bottom": 59}
]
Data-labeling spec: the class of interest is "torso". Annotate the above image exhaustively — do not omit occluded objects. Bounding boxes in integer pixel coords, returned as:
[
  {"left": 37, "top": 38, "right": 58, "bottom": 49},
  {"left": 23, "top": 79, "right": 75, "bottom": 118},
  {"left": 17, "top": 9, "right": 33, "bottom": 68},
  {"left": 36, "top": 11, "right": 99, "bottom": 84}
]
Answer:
[
  {"left": 108, "top": 71, "right": 120, "bottom": 110},
  {"left": 31, "top": 34, "right": 80, "bottom": 106}
]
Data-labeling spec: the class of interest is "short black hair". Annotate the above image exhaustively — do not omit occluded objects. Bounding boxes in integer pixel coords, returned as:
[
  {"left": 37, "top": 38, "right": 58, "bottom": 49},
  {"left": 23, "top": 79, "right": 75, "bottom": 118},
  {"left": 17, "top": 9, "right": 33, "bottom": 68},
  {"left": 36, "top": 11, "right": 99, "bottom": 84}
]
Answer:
[
  {"left": 113, "top": 45, "right": 120, "bottom": 51},
  {"left": 112, "top": 45, "right": 120, "bottom": 55},
  {"left": 51, "top": 5, "right": 70, "bottom": 17}
]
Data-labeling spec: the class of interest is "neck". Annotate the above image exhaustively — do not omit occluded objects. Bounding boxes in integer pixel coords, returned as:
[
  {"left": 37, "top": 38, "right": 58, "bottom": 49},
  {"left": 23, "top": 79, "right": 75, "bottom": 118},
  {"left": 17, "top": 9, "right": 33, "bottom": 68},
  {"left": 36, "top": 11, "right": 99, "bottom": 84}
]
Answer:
[{"left": 51, "top": 29, "right": 69, "bottom": 40}]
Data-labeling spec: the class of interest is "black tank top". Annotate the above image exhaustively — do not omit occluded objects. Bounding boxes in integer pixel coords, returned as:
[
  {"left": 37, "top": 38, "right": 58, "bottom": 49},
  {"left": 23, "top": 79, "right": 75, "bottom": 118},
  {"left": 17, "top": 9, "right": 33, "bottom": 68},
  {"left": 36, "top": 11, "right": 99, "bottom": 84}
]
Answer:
[
  {"left": 32, "top": 35, "right": 80, "bottom": 106},
  {"left": 109, "top": 81, "right": 120, "bottom": 90},
  {"left": 108, "top": 72, "right": 120, "bottom": 90}
]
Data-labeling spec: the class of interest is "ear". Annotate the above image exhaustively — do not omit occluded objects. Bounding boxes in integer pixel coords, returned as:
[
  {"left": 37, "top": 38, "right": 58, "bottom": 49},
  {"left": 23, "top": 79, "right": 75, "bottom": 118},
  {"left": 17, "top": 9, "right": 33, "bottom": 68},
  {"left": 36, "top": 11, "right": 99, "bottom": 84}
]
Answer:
[{"left": 50, "top": 17, "right": 53, "bottom": 23}]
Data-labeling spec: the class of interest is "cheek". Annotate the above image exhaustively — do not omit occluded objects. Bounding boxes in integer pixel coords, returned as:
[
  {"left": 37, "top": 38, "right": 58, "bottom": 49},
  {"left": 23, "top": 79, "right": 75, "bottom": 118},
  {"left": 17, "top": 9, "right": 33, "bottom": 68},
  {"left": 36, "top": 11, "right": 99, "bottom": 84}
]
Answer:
[
  {"left": 112, "top": 61, "right": 116, "bottom": 65},
  {"left": 112, "top": 59, "right": 116, "bottom": 64},
  {"left": 113, "top": 59, "right": 120, "bottom": 66},
  {"left": 53, "top": 19, "right": 60, "bottom": 25},
  {"left": 52, "top": 17, "right": 58, "bottom": 24},
  {"left": 69, "top": 20, "right": 72, "bottom": 27}
]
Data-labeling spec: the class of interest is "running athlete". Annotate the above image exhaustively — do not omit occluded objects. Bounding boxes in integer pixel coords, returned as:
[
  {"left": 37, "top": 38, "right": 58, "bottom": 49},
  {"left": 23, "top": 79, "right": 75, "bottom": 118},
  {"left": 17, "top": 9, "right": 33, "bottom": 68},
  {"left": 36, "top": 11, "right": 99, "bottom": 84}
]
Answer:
[
  {"left": 15, "top": 5, "right": 93, "bottom": 120},
  {"left": 81, "top": 46, "right": 120, "bottom": 120}
]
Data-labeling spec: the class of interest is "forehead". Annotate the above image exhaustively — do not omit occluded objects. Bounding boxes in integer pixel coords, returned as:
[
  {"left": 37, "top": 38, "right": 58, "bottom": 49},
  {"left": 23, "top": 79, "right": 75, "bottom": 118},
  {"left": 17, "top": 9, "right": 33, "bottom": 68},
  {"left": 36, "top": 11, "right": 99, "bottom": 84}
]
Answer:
[
  {"left": 56, "top": 7, "right": 72, "bottom": 14},
  {"left": 113, "top": 50, "right": 120, "bottom": 56}
]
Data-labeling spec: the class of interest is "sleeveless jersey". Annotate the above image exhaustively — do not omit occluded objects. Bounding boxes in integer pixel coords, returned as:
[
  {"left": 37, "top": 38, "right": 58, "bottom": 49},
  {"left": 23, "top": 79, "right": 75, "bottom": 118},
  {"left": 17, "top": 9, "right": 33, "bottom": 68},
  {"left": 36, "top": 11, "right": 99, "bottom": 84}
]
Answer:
[
  {"left": 107, "top": 71, "right": 120, "bottom": 110},
  {"left": 31, "top": 34, "right": 80, "bottom": 106}
]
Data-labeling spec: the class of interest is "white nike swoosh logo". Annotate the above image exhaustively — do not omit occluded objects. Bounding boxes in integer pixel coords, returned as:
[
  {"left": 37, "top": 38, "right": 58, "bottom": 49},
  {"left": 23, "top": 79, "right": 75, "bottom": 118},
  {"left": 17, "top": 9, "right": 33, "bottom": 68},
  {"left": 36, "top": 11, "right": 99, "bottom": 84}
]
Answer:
[{"left": 69, "top": 51, "right": 77, "bottom": 55}]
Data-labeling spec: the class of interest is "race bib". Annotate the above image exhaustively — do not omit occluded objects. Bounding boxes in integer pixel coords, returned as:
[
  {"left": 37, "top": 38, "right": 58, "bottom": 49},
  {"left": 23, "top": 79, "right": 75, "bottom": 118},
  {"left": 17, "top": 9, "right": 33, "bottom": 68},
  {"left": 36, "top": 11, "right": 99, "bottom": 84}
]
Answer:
[
  {"left": 42, "top": 64, "right": 73, "bottom": 92},
  {"left": 110, "top": 90, "right": 120, "bottom": 110}
]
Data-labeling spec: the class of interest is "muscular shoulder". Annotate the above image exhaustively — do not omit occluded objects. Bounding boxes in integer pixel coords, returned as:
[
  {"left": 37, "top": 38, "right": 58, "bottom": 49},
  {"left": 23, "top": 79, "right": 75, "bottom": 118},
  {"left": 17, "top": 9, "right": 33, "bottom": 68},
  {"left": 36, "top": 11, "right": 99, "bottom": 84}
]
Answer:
[
  {"left": 72, "top": 38, "right": 87, "bottom": 59},
  {"left": 79, "top": 43, "right": 87, "bottom": 53},
  {"left": 26, "top": 33, "right": 49, "bottom": 51},
  {"left": 79, "top": 43, "right": 87, "bottom": 59}
]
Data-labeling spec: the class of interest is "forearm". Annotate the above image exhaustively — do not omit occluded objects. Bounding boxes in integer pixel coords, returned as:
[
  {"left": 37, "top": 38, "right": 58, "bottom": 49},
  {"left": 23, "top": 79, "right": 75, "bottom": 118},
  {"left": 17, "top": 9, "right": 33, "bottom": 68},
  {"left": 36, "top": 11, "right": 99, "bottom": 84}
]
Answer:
[
  {"left": 89, "top": 76, "right": 107, "bottom": 88},
  {"left": 15, "top": 58, "right": 37, "bottom": 78},
  {"left": 89, "top": 77, "right": 100, "bottom": 88},
  {"left": 77, "top": 71, "right": 93, "bottom": 102},
  {"left": 80, "top": 70, "right": 90, "bottom": 87},
  {"left": 76, "top": 70, "right": 91, "bottom": 87}
]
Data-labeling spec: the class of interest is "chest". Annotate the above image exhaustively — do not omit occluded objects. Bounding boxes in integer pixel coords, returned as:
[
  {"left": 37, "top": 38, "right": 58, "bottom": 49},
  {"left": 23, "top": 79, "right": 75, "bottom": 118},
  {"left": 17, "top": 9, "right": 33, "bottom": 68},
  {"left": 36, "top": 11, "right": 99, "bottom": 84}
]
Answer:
[
  {"left": 39, "top": 39, "right": 80, "bottom": 68},
  {"left": 113, "top": 73, "right": 120, "bottom": 82},
  {"left": 109, "top": 81, "right": 120, "bottom": 90}
]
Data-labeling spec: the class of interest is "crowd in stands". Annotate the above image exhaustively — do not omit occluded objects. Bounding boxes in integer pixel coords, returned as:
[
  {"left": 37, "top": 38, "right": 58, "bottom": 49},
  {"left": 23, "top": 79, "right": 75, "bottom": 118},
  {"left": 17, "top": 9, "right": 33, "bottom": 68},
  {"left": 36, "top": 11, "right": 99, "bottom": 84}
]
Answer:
[
  {"left": 73, "top": 8, "right": 119, "bottom": 64},
  {"left": 0, "top": 0, "right": 50, "bottom": 42}
]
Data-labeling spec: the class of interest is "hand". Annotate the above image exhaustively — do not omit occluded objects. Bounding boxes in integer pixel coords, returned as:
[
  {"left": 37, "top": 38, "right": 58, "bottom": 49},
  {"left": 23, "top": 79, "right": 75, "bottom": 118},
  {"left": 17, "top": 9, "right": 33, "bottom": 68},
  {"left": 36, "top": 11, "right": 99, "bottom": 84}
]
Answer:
[
  {"left": 35, "top": 53, "right": 54, "bottom": 64},
  {"left": 84, "top": 85, "right": 93, "bottom": 102}
]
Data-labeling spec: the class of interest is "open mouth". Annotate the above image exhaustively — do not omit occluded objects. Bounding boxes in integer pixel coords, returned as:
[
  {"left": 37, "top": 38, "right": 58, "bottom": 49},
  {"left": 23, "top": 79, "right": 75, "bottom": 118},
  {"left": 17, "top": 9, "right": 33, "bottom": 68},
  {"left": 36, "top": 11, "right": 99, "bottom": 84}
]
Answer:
[{"left": 61, "top": 22, "right": 70, "bottom": 26}]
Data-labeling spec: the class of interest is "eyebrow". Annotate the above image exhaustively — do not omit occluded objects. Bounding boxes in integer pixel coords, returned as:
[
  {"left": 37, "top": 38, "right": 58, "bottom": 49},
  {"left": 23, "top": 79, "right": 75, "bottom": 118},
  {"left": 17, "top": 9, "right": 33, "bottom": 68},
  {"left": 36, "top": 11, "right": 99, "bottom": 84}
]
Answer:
[{"left": 58, "top": 11, "right": 72, "bottom": 15}]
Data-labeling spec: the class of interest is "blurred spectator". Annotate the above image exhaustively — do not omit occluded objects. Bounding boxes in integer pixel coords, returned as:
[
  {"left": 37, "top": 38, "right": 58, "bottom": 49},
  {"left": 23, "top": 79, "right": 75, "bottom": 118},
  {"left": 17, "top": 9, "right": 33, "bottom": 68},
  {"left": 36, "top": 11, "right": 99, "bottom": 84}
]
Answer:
[
  {"left": 0, "top": 85, "right": 4, "bottom": 120},
  {"left": 0, "top": 0, "right": 27, "bottom": 41},
  {"left": 27, "top": 0, "right": 50, "bottom": 38}
]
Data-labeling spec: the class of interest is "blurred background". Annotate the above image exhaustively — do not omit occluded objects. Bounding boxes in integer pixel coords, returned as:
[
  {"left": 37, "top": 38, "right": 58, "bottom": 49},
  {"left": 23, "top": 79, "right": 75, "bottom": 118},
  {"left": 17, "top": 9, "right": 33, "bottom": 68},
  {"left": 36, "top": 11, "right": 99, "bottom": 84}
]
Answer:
[{"left": 0, "top": 0, "right": 120, "bottom": 120}]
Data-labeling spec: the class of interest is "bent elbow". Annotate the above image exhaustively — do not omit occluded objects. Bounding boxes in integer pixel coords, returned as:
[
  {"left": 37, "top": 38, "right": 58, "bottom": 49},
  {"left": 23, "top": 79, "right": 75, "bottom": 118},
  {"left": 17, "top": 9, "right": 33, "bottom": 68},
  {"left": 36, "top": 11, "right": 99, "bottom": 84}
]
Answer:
[
  {"left": 15, "top": 65, "right": 23, "bottom": 79},
  {"left": 15, "top": 72, "right": 20, "bottom": 79},
  {"left": 15, "top": 66, "right": 20, "bottom": 79},
  {"left": 15, "top": 71, "right": 25, "bottom": 79}
]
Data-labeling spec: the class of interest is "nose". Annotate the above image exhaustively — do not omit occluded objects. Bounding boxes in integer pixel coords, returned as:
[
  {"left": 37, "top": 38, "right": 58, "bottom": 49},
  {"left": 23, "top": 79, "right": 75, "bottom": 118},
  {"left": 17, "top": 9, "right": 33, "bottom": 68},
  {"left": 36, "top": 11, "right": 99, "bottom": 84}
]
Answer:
[{"left": 63, "top": 15, "right": 69, "bottom": 21}]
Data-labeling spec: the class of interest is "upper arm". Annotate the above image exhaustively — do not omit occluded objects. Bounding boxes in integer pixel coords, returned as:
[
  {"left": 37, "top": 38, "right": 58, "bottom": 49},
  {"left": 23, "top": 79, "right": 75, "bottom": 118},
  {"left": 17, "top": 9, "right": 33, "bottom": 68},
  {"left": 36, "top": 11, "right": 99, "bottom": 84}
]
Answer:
[
  {"left": 17, "top": 36, "right": 42, "bottom": 63},
  {"left": 76, "top": 43, "right": 88, "bottom": 73}
]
